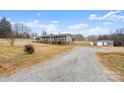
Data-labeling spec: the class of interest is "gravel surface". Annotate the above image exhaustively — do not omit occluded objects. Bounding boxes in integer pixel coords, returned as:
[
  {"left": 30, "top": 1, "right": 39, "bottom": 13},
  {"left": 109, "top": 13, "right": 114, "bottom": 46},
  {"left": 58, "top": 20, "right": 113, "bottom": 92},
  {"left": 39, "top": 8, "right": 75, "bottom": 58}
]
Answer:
[{"left": 0, "top": 46, "right": 120, "bottom": 82}]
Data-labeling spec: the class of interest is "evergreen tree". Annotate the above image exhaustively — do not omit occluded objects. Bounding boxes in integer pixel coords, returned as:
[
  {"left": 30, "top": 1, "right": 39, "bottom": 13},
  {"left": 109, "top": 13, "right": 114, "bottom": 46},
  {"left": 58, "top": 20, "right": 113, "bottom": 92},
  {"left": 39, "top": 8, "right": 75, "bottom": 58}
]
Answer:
[{"left": 0, "top": 17, "right": 11, "bottom": 37}]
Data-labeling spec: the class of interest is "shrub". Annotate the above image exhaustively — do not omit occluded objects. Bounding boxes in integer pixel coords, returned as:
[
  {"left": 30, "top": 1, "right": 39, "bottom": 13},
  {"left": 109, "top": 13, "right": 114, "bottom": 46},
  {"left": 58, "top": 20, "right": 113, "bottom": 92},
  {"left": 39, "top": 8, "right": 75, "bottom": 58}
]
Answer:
[{"left": 24, "top": 44, "right": 35, "bottom": 54}]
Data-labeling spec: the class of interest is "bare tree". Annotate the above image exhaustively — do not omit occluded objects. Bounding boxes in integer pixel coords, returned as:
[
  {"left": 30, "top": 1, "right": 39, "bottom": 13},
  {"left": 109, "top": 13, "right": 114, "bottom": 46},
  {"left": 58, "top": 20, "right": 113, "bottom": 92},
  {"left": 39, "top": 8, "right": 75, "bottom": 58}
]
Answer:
[
  {"left": 97, "top": 28, "right": 124, "bottom": 46},
  {"left": 111, "top": 29, "right": 124, "bottom": 46},
  {"left": 12, "top": 23, "right": 31, "bottom": 38},
  {"left": 6, "top": 23, "right": 31, "bottom": 46},
  {"left": 42, "top": 31, "right": 47, "bottom": 36},
  {"left": 30, "top": 32, "right": 38, "bottom": 39}
]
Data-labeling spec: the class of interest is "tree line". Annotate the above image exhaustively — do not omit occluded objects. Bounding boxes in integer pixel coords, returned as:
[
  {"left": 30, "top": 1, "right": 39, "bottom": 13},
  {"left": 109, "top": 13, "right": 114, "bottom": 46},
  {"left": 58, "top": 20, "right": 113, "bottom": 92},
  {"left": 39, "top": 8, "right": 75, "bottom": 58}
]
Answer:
[
  {"left": 86, "top": 29, "right": 124, "bottom": 46},
  {"left": 0, "top": 17, "right": 31, "bottom": 38},
  {"left": 98, "top": 29, "right": 124, "bottom": 46},
  {"left": 0, "top": 17, "right": 37, "bottom": 46}
]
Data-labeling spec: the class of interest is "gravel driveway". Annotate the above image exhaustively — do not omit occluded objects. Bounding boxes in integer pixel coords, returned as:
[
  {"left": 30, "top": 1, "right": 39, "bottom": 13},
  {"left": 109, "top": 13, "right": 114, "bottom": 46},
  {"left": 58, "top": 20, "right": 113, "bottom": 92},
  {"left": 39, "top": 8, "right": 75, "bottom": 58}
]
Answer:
[{"left": 0, "top": 46, "right": 119, "bottom": 82}]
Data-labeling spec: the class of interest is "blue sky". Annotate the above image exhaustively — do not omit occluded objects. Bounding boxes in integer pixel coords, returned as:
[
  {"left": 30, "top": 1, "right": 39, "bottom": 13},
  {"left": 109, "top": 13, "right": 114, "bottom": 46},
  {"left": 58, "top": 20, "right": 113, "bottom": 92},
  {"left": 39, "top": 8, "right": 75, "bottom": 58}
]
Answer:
[{"left": 0, "top": 10, "right": 124, "bottom": 36}]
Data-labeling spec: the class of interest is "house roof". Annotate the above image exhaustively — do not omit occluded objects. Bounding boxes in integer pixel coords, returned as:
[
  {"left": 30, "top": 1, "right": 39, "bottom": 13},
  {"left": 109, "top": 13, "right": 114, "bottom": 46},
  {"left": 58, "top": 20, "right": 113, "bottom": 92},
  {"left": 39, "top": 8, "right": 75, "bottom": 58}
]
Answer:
[
  {"left": 97, "top": 40, "right": 113, "bottom": 42},
  {"left": 40, "top": 34, "right": 72, "bottom": 37}
]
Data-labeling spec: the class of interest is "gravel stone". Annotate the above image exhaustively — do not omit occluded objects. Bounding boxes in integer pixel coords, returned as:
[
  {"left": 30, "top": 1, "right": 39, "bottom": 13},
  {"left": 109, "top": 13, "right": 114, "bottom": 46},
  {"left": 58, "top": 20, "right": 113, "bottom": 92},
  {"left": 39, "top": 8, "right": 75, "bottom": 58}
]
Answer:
[{"left": 0, "top": 46, "right": 120, "bottom": 82}]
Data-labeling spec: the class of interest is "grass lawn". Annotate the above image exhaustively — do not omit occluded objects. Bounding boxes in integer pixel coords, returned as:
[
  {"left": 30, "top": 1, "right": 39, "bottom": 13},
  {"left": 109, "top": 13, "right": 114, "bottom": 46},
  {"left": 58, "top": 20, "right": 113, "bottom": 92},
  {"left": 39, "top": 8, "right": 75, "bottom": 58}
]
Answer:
[
  {"left": 0, "top": 38, "right": 72, "bottom": 76},
  {"left": 97, "top": 52, "right": 124, "bottom": 81}
]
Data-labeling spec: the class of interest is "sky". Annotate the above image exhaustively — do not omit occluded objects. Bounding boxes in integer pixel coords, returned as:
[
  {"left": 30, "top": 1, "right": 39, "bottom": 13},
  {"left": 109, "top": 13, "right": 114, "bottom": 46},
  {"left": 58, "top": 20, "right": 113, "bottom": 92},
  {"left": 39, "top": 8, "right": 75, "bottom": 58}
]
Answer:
[{"left": 0, "top": 10, "right": 124, "bottom": 36}]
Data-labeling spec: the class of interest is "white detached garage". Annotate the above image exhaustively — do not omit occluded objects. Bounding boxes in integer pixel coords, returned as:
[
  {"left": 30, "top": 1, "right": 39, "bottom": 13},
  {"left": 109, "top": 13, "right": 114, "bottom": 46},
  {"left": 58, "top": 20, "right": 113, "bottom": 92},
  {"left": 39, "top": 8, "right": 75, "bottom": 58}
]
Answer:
[{"left": 96, "top": 40, "right": 113, "bottom": 46}]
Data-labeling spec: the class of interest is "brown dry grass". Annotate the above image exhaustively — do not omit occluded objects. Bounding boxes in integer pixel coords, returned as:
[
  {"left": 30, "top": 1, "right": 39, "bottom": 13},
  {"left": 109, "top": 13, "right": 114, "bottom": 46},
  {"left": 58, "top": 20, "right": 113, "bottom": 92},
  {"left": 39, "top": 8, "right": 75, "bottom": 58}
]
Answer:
[
  {"left": 102, "top": 47, "right": 124, "bottom": 53},
  {"left": 0, "top": 38, "right": 72, "bottom": 76},
  {"left": 97, "top": 52, "right": 124, "bottom": 81},
  {"left": 73, "top": 40, "right": 90, "bottom": 46}
]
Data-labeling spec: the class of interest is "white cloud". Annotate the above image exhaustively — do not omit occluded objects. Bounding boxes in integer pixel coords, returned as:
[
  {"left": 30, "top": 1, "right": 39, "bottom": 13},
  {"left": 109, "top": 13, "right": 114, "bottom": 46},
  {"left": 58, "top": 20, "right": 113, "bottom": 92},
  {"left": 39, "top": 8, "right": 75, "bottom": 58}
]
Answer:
[
  {"left": 46, "top": 23, "right": 59, "bottom": 33},
  {"left": 89, "top": 14, "right": 98, "bottom": 20},
  {"left": 103, "top": 22, "right": 113, "bottom": 25},
  {"left": 84, "top": 27, "right": 110, "bottom": 36},
  {"left": 22, "top": 19, "right": 40, "bottom": 28},
  {"left": 89, "top": 11, "right": 124, "bottom": 21},
  {"left": 22, "top": 19, "right": 60, "bottom": 34},
  {"left": 33, "top": 19, "right": 39, "bottom": 24},
  {"left": 7, "top": 18, "right": 11, "bottom": 21},
  {"left": 69, "top": 23, "right": 88, "bottom": 30},
  {"left": 89, "top": 27, "right": 109, "bottom": 32},
  {"left": 51, "top": 20, "right": 59, "bottom": 24},
  {"left": 75, "top": 27, "right": 110, "bottom": 36}
]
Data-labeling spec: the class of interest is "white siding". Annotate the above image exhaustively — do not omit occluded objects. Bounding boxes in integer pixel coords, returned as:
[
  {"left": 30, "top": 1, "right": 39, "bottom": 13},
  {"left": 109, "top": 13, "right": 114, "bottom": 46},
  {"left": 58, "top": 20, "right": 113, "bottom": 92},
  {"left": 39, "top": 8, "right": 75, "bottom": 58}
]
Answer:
[
  {"left": 96, "top": 40, "right": 113, "bottom": 46},
  {"left": 97, "top": 42, "right": 103, "bottom": 46},
  {"left": 66, "top": 35, "right": 72, "bottom": 43}
]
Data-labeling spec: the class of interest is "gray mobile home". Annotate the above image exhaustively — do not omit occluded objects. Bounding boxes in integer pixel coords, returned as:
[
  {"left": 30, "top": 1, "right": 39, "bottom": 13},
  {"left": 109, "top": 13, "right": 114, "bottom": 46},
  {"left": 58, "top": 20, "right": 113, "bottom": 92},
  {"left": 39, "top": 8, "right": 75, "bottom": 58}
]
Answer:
[{"left": 37, "top": 34, "right": 73, "bottom": 44}]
